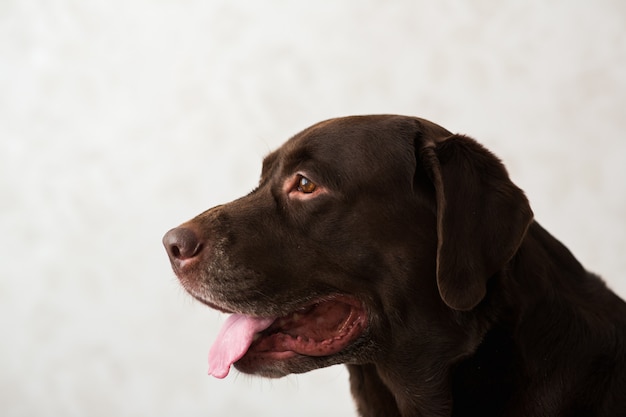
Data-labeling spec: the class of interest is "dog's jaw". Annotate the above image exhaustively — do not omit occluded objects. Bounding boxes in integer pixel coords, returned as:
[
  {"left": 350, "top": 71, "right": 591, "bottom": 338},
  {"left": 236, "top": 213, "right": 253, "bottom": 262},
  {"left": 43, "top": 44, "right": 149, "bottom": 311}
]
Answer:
[{"left": 207, "top": 295, "right": 368, "bottom": 378}]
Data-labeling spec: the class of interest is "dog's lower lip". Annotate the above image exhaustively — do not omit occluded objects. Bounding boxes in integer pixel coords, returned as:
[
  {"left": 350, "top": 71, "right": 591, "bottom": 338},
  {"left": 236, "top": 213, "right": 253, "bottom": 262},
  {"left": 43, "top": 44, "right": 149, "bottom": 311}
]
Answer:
[
  {"left": 204, "top": 294, "right": 366, "bottom": 378},
  {"left": 244, "top": 295, "right": 367, "bottom": 357}
]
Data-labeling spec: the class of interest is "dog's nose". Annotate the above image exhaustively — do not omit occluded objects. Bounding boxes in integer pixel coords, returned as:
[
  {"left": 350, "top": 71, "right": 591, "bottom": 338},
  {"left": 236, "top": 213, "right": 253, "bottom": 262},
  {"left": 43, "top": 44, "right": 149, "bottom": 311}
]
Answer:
[{"left": 162, "top": 227, "right": 203, "bottom": 262}]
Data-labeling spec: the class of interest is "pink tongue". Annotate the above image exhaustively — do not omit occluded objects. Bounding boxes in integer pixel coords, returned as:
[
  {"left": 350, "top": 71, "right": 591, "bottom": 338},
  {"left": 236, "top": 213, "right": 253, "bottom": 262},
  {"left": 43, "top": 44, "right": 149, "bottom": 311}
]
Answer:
[{"left": 208, "top": 314, "right": 275, "bottom": 378}]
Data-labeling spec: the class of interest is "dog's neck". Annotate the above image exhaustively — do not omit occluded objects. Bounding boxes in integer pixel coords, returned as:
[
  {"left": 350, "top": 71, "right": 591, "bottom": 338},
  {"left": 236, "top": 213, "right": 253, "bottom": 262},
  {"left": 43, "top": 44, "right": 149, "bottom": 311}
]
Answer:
[
  {"left": 348, "top": 363, "right": 453, "bottom": 417},
  {"left": 345, "top": 307, "right": 481, "bottom": 417},
  {"left": 346, "top": 221, "right": 626, "bottom": 417}
]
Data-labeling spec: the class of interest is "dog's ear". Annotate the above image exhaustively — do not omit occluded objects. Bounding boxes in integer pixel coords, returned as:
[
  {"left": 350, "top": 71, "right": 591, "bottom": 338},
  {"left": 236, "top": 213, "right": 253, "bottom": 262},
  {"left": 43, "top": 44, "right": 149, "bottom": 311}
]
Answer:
[{"left": 417, "top": 134, "right": 533, "bottom": 311}]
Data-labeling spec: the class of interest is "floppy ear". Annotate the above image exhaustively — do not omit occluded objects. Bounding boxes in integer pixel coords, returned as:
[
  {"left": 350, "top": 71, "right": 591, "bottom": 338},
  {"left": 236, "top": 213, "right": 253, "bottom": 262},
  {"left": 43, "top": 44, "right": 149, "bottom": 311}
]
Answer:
[{"left": 418, "top": 135, "right": 533, "bottom": 311}]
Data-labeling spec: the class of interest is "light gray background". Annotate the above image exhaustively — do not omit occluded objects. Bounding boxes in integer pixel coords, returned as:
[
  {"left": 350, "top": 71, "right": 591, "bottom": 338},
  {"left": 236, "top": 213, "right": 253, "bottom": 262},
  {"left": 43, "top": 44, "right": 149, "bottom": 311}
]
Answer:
[{"left": 1, "top": 1, "right": 625, "bottom": 416}]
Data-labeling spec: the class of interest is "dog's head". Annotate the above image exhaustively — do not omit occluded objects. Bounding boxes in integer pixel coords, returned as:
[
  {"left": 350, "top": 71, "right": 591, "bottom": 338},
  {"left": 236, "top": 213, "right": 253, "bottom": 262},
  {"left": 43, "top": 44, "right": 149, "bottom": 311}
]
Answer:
[{"left": 163, "top": 115, "right": 533, "bottom": 379}]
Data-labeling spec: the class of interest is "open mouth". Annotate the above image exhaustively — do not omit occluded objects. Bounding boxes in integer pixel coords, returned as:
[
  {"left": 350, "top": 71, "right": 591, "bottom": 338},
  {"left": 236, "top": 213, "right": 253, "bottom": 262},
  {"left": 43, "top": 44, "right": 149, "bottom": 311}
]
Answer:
[{"left": 207, "top": 295, "right": 367, "bottom": 378}]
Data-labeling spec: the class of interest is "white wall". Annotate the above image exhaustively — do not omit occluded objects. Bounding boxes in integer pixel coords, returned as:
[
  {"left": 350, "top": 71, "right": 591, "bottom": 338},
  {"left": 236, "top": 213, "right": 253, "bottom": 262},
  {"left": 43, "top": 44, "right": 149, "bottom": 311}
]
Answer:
[{"left": 1, "top": 1, "right": 625, "bottom": 416}]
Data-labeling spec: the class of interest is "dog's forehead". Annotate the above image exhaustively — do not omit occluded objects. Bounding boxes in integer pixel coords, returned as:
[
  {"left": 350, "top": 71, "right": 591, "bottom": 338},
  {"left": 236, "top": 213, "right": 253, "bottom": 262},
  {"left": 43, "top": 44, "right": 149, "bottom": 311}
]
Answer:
[
  {"left": 259, "top": 115, "right": 451, "bottom": 189},
  {"left": 280, "top": 116, "right": 413, "bottom": 171}
]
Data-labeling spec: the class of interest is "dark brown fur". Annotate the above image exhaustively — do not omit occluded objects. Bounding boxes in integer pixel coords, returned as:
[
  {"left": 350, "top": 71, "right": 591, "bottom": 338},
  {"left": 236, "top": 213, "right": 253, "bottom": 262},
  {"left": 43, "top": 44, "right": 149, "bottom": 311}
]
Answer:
[{"left": 164, "top": 115, "right": 626, "bottom": 416}]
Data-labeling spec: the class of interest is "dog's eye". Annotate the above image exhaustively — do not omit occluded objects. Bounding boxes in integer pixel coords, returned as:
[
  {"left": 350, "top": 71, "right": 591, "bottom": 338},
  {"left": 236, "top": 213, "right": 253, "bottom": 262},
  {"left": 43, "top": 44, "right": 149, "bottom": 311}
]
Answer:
[{"left": 297, "top": 176, "right": 317, "bottom": 193}]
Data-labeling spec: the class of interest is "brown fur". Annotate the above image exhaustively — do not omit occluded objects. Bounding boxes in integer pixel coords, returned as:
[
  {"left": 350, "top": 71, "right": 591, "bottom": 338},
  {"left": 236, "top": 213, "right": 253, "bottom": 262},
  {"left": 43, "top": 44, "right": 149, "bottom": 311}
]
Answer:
[{"left": 164, "top": 115, "right": 626, "bottom": 416}]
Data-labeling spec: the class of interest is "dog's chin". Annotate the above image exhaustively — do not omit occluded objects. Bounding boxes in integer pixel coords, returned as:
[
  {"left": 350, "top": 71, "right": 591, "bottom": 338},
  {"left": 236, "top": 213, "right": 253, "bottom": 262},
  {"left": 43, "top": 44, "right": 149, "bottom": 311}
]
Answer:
[{"left": 233, "top": 350, "right": 360, "bottom": 378}]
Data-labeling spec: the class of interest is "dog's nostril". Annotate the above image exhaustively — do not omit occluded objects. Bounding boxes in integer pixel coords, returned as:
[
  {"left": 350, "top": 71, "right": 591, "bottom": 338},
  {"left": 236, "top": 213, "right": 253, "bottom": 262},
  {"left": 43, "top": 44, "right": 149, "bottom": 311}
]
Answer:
[
  {"left": 169, "top": 245, "right": 181, "bottom": 258},
  {"left": 162, "top": 227, "right": 203, "bottom": 261}
]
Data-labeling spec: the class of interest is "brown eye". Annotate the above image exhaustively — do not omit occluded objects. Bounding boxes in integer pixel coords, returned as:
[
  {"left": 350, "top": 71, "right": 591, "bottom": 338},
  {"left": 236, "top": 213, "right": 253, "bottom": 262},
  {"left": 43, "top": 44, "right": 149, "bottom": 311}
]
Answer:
[{"left": 297, "top": 176, "right": 317, "bottom": 193}]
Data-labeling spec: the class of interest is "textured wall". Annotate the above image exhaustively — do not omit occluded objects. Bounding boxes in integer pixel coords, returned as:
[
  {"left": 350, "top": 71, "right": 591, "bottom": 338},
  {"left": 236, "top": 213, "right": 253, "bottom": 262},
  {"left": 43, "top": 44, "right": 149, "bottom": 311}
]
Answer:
[{"left": 1, "top": 1, "right": 625, "bottom": 416}]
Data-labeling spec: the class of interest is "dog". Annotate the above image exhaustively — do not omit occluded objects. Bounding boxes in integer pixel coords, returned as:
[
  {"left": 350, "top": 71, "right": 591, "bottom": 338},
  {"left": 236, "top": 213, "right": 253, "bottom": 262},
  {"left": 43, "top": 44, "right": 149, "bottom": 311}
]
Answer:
[{"left": 163, "top": 115, "right": 626, "bottom": 416}]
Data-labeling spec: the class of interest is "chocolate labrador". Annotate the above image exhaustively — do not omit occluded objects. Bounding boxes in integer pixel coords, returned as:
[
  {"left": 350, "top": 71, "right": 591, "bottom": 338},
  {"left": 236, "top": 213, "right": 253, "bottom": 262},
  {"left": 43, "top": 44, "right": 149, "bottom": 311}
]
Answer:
[{"left": 163, "top": 115, "right": 626, "bottom": 417}]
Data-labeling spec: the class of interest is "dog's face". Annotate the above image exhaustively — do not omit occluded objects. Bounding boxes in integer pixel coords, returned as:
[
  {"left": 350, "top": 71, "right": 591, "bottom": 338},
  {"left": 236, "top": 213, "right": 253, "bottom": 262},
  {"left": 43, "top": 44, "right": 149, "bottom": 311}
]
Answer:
[{"left": 163, "top": 115, "right": 532, "bottom": 381}]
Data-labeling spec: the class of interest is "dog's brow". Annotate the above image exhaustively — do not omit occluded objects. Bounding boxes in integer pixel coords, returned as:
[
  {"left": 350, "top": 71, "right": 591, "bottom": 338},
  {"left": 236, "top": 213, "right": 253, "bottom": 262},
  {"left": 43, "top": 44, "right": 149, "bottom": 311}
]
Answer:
[{"left": 283, "top": 147, "right": 312, "bottom": 175}]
